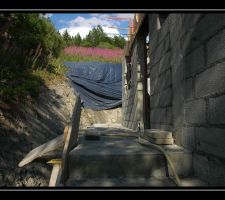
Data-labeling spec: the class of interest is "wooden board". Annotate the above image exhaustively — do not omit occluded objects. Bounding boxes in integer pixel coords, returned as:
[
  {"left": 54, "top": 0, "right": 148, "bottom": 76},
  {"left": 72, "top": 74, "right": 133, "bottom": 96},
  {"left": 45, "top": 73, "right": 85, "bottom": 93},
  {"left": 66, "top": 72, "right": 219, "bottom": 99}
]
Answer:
[
  {"left": 142, "top": 134, "right": 174, "bottom": 145},
  {"left": 18, "top": 134, "right": 64, "bottom": 167},
  {"left": 61, "top": 95, "right": 81, "bottom": 184},
  {"left": 144, "top": 129, "right": 173, "bottom": 139},
  {"left": 49, "top": 164, "right": 62, "bottom": 187}
]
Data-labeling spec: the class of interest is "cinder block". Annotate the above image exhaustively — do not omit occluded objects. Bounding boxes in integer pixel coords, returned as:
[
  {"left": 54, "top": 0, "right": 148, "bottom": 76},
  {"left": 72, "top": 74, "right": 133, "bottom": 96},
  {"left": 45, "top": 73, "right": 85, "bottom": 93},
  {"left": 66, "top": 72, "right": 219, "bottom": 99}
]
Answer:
[
  {"left": 207, "top": 29, "right": 225, "bottom": 66},
  {"left": 150, "top": 34, "right": 170, "bottom": 67},
  {"left": 155, "top": 74, "right": 166, "bottom": 93},
  {"left": 130, "top": 109, "right": 134, "bottom": 121},
  {"left": 170, "top": 15, "right": 183, "bottom": 46},
  {"left": 150, "top": 78, "right": 156, "bottom": 95},
  {"left": 193, "top": 153, "right": 209, "bottom": 183},
  {"left": 169, "top": 14, "right": 180, "bottom": 26},
  {"left": 160, "top": 88, "right": 172, "bottom": 107},
  {"left": 151, "top": 40, "right": 165, "bottom": 66},
  {"left": 125, "top": 112, "right": 130, "bottom": 121},
  {"left": 208, "top": 156, "right": 225, "bottom": 186},
  {"left": 182, "top": 14, "right": 205, "bottom": 32},
  {"left": 150, "top": 93, "right": 159, "bottom": 108},
  {"left": 128, "top": 121, "right": 133, "bottom": 129},
  {"left": 173, "top": 127, "right": 183, "bottom": 146},
  {"left": 172, "top": 76, "right": 184, "bottom": 133},
  {"left": 149, "top": 30, "right": 159, "bottom": 53},
  {"left": 184, "top": 78, "right": 193, "bottom": 100},
  {"left": 158, "top": 17, "right": 170, "bottom": 43},
  {"left": 150, "top": 88, "right": 172, "bottom": 108},
  {"left": 195, "top": 63, "right": 225, "bottom": 98},
  {"left": 209, "top": 95, "right": 225, "bottom": 124},
  {"left": 151, "top": 63, "right": 159, "bottom": 78},
  {"left": 159, "top": 52, "right": 171, "bottom": 74},
  {"left": 166, "top": 107, "right": 172, "bottom": 124},
  {"left": 165, "top": 69, "right": 172, "bottom": 88},
  {"left": 190, "top": 14, "right": 225, "bottom": 51},
  {"left": 170, "top": 42, "right": 183, "bottom": 68},
  {"left": 163, "top": 34, "right": 170, "bottom": 52},
  {"left": 184, "top": 99, "right": 206, "bottom": 124},
  {"left": 182, "top": 127, "right": 195, "bottom": 151},
  {"left": 148, "top": 14, "right": 160, "bottom": 39},
  {"left": 150, "top": 108, "right": 167, "bottom": 123},
  {"left": 184, "top": 45, "right": 205, "bottom": 78},
  {"left": 150, "top": 123, "right": 161, "bottom": 130},
  {"left": 180, "top": 29, "right": 193, "bottom": 55},
  {"left": 195, "top": 127, "right": 225, "bottom": 159},
  {"left": 159, "top": 124, "right": 173, "bottom": 131}
]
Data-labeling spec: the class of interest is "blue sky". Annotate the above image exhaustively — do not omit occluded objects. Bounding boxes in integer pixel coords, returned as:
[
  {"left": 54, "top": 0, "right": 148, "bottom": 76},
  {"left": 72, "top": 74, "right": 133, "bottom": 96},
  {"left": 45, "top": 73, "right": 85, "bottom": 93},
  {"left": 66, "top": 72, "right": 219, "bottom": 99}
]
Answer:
[{"left": 46, "top": 13, "right": 134, "bottom": 39}]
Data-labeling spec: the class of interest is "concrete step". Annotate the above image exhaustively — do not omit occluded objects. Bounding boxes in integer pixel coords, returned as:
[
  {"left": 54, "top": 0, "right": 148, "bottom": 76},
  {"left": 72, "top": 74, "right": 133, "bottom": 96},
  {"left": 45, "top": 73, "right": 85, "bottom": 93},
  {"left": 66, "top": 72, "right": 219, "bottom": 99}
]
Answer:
[
  {"left": 66, "top": 177, "right": 177, "bottom": 187},
  {"left": 180, "top": 177, "right": 208, "bottom": 187},
  {"left": 142, "top": 129, "right": 174, "bottom": 145},
  {"left": 68, "top": 134, "right": 193, "bottom": 180},
  {"left": 66, "top": 177, "right": 207, "bottom": 187}
]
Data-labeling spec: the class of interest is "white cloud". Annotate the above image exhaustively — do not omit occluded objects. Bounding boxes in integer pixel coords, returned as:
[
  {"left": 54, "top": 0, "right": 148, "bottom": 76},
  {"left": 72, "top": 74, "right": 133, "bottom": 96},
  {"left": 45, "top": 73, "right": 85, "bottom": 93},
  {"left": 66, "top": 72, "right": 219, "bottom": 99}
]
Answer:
[
  {"left": 68, "top": 16, "right": 112, "bottom": 27},
  {"left": 47, "top": 14, "right": 53, "bottom": 18},
  {"left": 59, "top": 14, "right": 129, "bottom": 39},
  {"left": 90, "top": 14, "right": 110, "bottom": 19},
  {"left": 113, "top": 13, "right": 134, "bottom": 20},
  {"left": 102, "top": 26, "right": 120, "bottom": 38},
  {"left": 59, "top": 26, "right": 120, "bottom": 39},
  {"left": 41, "top": 13, "right": 53, "bottom": 18},
  {"left": 59, "top": 27, "right": 91, "bottom": 39}
]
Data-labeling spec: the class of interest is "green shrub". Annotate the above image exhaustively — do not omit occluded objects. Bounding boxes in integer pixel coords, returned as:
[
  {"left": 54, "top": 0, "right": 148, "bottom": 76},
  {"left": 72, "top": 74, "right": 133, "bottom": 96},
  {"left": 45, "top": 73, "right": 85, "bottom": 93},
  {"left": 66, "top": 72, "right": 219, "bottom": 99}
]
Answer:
[{"left": 98, "top": 42, "right": 115, "bottom": 49}]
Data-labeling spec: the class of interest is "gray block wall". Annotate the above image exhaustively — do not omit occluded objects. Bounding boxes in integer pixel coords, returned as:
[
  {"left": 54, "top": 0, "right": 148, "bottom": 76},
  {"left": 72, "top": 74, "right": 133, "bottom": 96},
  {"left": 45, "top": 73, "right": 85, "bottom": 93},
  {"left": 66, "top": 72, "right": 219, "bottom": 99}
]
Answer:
[
  {"left": 148, "top": 14, "right": 173, "bottom": 132},
  {"left": 122, "top": 13, "right": 225, "bottom": 186},
  {"left": 148, "top": 13, "right": 225, "bottom": 186},
  {"left": 122, "top": 36, "right": 145, "bottom": 130}
]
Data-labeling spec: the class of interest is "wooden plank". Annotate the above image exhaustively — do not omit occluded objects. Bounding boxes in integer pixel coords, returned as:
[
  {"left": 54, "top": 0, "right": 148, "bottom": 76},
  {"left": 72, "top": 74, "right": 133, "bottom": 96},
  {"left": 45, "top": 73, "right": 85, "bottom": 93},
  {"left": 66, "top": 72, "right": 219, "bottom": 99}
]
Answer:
[
  {"left": 144, "top": 129, "right": 173, "bottom": 139},
  {"left": 49, "top": 164, "right": 62, "bottom": 187},
  {"left": 142, "top": 135, "right": 174, "bottom": 145},
  {"left": 18, "top": 134, "right": 64, "bottom": 167},
  {"left": 61, "top": 95, "right": 82, "bottom": 184}
]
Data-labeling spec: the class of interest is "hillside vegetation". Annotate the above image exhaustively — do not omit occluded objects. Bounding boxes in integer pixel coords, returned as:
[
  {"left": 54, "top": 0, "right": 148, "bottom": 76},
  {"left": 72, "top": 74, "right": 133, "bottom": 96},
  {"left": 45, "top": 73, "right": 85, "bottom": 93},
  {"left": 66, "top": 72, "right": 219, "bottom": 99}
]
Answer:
[
  {"left": 62, "top": 25, "right": 126, "bottom": 49},
  {"left": 0, "top": 14, "right": 125, "bottom": 107}
]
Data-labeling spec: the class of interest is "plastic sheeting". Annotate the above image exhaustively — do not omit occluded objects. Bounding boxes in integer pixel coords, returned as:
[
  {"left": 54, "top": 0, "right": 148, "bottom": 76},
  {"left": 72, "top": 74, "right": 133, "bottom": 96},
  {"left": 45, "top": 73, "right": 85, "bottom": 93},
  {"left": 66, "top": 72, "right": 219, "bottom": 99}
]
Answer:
[{"left": 64, "top": 61, "right": 122, "bottom": 110}]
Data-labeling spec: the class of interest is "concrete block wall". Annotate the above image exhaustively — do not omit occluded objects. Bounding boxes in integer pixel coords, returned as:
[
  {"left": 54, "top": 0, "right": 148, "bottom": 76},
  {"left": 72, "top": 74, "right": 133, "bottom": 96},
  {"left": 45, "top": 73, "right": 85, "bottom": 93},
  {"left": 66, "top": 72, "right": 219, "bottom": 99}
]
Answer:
[
  {"left": 148, "top": 14, "right": 173, "bottom": 131},
  {"left": 122, "top": 41, "right": 141, "bottom": 130},
  {"left": 122, "top": 13, "right": 225, "bottom": 185},
  {"left": 148, "top": 13, "right": 225, "bottom": 186}
]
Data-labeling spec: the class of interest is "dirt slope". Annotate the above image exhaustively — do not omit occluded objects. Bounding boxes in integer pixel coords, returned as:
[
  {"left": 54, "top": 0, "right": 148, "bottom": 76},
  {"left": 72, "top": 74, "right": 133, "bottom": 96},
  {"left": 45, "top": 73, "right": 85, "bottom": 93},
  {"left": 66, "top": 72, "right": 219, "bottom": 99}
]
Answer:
[{"left": 0, "top": 78, "right": 76, "bottom": 186}]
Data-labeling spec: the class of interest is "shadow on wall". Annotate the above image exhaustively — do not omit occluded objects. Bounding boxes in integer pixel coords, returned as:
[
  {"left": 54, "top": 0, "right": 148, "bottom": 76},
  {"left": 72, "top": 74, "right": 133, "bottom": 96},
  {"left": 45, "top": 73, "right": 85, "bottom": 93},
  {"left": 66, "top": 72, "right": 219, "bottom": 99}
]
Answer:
[
  {"left": 171, "top": 14, "right": 205, "bottom": 147},
  {"left": 173, "top": 13, "right": 225, "bottom": 186}
]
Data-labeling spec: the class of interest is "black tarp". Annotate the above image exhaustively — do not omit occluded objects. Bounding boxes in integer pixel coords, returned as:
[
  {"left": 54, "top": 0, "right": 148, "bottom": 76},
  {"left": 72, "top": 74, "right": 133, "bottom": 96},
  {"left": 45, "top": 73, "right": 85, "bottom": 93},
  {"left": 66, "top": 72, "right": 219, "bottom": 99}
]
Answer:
[{"left": 64, "top": 61, "right": 122, "bottom": 110}]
